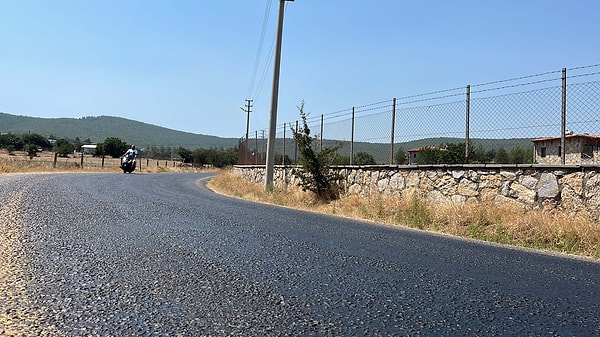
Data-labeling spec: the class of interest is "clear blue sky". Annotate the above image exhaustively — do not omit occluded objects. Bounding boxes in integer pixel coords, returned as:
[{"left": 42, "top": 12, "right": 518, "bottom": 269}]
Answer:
[{"left": 1, "top": 1, "right": 598, "bottom": 138}]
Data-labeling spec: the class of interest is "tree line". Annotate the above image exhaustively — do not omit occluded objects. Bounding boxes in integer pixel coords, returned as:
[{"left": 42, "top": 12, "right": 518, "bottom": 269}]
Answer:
[
  {"left": 403, "top": 143, "right": 533, "bottom": 165},
  {"left": 2, "top": 131, "right": 532, "bottom": 167},
  {"left": 266, "top": 143, "right": 532, "bottom": 166},
  {"left": 96, "top": 139, "right": 238, "bottom": 168},
  {"left": 0, "top": 132, "right": 94, "bottom": 158},
  {"left": 319, "top": 143, "right": 532, "bottom": 166},
  {"left": 0, "top": 132, "right": 238, "bottom": 168}
]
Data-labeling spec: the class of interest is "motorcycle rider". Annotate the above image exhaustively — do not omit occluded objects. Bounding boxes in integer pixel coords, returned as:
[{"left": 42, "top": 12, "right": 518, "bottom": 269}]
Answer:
[{"left": 123, "top": 144, "right": 138, "bottom": 164}]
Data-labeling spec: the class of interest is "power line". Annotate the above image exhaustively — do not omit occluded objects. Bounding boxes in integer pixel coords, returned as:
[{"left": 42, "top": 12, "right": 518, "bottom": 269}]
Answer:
[
  {"left": 471, "top": 69, "right": 561, "bottom": 88},
  {"left": 568, "top": 63, "right": 600, "bottom": 71},
  {"left": 254, "top": 4, "right": 292, "bottom": 101},
  {"left": 247, "top": 0, "right": 272, "bottom": 98},
  {"left": 246, "top": 63, "right": 600, "bottom": 141},
  {"left": 253, "top": 34, "right": 277, "bottom": 101}
]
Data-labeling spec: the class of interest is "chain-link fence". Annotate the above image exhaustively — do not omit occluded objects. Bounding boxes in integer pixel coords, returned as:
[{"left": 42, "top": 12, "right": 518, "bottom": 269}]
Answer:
[{"left": 238, "top": 64, "right": 600, "bottom": 165}]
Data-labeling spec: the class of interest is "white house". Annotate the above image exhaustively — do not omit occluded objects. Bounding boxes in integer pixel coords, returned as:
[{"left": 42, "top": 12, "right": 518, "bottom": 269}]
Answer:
[{"left": 81, "top": 144, "right": 97, "bottom": 155}]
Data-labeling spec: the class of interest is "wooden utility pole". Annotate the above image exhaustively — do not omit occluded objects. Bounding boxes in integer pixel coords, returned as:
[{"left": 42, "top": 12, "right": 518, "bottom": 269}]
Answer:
[{"left": 240, "top": 99, "right": 253, "bottom": 145}]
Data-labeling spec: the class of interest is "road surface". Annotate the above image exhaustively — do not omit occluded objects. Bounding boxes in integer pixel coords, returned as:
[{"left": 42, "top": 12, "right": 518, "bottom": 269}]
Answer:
[{"left": 1, "top": 173, "right": 599, "bottom": 336}]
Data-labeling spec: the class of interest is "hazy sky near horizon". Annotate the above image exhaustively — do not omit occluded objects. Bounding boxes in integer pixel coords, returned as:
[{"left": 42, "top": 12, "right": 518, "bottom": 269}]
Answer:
[{"left": 1, "top": 1, "right": 599, "bottom": 138}]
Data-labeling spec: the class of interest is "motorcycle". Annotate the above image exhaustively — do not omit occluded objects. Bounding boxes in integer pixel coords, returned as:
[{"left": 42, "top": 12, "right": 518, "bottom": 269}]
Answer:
[{"left": 120, "top": 154, "right": 136, "bottom": 173}]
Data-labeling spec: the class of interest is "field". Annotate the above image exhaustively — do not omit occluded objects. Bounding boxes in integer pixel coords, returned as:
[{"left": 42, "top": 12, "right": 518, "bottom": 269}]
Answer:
[{"left": 0, "top": 150, "right": 196, "bottom": 174}]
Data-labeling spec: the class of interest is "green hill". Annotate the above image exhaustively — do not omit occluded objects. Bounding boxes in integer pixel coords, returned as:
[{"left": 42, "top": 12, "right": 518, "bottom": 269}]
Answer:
[{"left": 0, "top": 112, "right": 239, "bottom": 149}]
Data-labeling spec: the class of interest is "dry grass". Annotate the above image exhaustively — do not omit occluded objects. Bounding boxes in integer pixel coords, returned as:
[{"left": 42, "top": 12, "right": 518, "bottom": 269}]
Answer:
[
  {"left": 208, "top": 170, "right": 600, "bottom": 259},
  {"left": 0, "top": 150, "right": 216, "bottom": 174}
]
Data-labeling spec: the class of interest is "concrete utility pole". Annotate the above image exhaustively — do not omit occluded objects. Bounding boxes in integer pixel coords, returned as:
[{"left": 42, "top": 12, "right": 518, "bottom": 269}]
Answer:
[{"left": 265, "top": 0, "right": 294, "bottom": 190}]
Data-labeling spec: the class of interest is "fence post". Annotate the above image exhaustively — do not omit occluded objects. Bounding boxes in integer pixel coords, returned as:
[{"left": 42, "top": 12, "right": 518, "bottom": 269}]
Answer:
[
  {"left": 561, "top": 67, "right": 567, "bottom": 165},
  {"left": 465, "top": 85, "right": 471, "bottom": 164},
  {"left": 260, "top": 130, "right": 264, "bottom": 165},
  {"left": 390, "top": 98, "right": 396, "bottom": 165},
  {"left": 350, "top": 106, "right": 355, "bottom": 165},
  {"left": 255, "top": 130, "right": 259, "bottom": 165},
  {"left": 282, "top": 122, "right": 286, "bottom": 166},
  {"left": 294, "top": 121, "right": 298, "bottom": 163}
]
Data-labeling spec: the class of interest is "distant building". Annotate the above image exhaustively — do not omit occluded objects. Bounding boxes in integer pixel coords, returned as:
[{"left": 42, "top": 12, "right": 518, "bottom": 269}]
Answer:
[
  {"left": 81, "top": 144, "right": 97, "bottom": 155},
  {"left": 532, "top": 133, "right": 600, "bottom": 165},
  {"left": 407, "top": 146, "right": 440, "bottom": 165},
  {"left": 407, "top": 148, "right": 421, "bottom": 165}
]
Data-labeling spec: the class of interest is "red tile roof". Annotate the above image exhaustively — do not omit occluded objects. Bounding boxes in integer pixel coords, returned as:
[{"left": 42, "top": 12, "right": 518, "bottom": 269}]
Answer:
[
  {"left": 532, "top": 133, "right": 600, "bottom": 142},
  {"left": 407, "top": 146, "right": 440, "bottom": 152}
]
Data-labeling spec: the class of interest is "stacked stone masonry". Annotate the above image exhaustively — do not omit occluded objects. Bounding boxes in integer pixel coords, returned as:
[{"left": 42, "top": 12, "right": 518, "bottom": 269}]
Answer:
[{"left": 233, "top": 165, "right": 600, "bottom": 221}]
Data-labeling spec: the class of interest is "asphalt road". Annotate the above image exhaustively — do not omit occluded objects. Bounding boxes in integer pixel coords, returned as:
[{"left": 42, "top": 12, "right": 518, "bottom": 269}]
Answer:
[{"left": 1, "top": 172, "right": 599, "bottom": 336}]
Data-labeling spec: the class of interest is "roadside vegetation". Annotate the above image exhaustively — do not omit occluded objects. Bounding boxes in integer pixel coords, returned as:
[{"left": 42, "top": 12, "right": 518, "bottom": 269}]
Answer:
[
  {"left": 208, "top": 169, "right": 600, "bottom": 260},
  {"left": 209, "top": 102, "right": 599, "bottom": 260},
  {"left": 289, "top": 102, "right": 343, "bottom": 201}
]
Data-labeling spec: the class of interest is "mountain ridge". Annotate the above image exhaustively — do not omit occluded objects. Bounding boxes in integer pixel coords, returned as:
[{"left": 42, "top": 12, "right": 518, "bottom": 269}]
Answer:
[{"left": 0, "top": 112, "right": 240, "bottom": 149}]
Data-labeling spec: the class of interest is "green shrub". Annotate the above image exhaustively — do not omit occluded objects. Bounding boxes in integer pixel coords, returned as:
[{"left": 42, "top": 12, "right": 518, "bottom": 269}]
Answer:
[{"left": 291, "top": 102, "right": 343, "bottom": 202}]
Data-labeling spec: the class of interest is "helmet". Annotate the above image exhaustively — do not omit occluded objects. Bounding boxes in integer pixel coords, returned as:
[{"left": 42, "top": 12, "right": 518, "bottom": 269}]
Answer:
[{"left": 131, "top": 145, "right": 136, "bottom": 149}]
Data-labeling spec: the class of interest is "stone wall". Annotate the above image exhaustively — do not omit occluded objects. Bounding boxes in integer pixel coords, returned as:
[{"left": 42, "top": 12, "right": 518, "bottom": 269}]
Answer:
[{"left": 233, "top": 165, "right": 600, "bottom": 221}]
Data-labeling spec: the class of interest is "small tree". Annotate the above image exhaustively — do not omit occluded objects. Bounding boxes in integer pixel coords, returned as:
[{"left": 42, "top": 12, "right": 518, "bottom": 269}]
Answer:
[
  {"left": 332, "top": 155, "right": 350, "bottom": 165},
  {"left": 54, "top": 138, "right": 75, "bottom": 157},
  {"left": 21, "top": 133, "right": 52, "bottom": 150},
  {"left": 0, "top": 133, "right": 23, "bottom": 152},
  {"left": 495, "top": 147, "right": 509, "bottom": 164},
  {"left": 275, "top": 153, "right": 293, "bottom": 165},
  {"left": 508, "top": 145, "right": 532, "bottom": 164},
  {"left": 416, "top": 146, "right": 444, "bottom": 165},
  {"left": 101, "top": 137, "right": 128, "bottom": 158},
  {"left": 94, "top": 143, "right": 105, "bottom": 157},
  {"left": 24, "top": 143, "right": 38, "bottom": 159},
  {"left": 353, "top": 151, "right": 376, "bottom": 165},
  {"left": 291, "top": 102, "right": 342, "bottom": 201},
  {"left": 443, "top": 143, "right": 467, "bottom": 164},
  {"left": 177, "top": 146, "right": 193, "bottom": 163},
  {"left": 394, "top": 146, "right": 407, "bottom": 165},
  {"left": 415, "top": 143, "right": 470, "bottom": 165},
  {"left": 193, "top": 148, "right": 209, "bottom": 167}
]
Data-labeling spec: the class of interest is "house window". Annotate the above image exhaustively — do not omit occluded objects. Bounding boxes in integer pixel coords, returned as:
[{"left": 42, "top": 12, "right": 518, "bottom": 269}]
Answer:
[
  {"left": 582, "top": 144, "right": 596, "bottom": 159},
  {"left": 540, "top": 147, "right": 546, "bottom": 158},
  {"left": 558, "top": 146, "right": 561, "bottom": 156}
]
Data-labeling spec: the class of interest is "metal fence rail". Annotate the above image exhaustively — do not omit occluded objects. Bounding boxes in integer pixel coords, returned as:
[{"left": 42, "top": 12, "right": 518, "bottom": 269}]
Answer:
[{"left": 238, "top": 64, "right": 600, "bottom": 165}]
